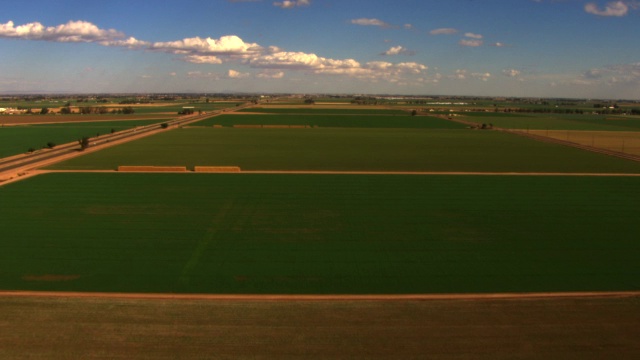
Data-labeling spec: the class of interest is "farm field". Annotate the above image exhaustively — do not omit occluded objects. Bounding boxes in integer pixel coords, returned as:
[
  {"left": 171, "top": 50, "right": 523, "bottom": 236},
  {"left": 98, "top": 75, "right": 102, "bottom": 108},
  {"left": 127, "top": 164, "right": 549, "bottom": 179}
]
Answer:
[
  {"left": 128, "top": 102, "right": 239, "bottom": 114},
  {"left": 48, "top": 127, "right": 640, "bottom": 173},
  {"left": 526, "top": 130, "right": 640, "bottom": 156},
  {"left": 0, "top": 113, "right": 171, "bottom": 125},
  {"left": 191, "top": 113, "right": 463, "bottom": 128},
  {"left": 1, "top": 172, "right": 639, "bottom": 294},
  {"left": 3, "top": 101, "right": 640, "bottom": 359},
  {"left": 238, "top": 107, "right": 408, "bottom": 115},
  {"left": 0, "top": 118, "right": 169, "bottom": 157},
  {"left": 459, "top": 112, "right": 640, "bottom": 131},
  {"left": 1, "top": 296, "right": 638, "bottom": 359}
]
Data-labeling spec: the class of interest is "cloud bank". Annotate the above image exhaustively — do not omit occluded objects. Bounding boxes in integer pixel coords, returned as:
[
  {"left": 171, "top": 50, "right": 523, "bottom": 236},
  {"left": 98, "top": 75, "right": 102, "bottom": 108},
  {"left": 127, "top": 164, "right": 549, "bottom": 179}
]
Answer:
[{"left": 0, "top": 20, "right": 429, "bottom": 85}]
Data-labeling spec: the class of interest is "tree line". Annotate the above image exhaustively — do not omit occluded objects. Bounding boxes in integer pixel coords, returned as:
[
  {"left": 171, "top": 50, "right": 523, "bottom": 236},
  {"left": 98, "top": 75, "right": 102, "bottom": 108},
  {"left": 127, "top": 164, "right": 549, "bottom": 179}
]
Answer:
[{"left": 59, "top": 106, "right": 135, "bottom": 115}]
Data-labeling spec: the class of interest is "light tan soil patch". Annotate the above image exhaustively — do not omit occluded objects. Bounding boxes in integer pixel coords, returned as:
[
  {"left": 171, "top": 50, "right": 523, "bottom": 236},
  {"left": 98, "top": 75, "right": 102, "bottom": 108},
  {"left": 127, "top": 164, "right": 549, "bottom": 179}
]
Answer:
[
  {"left": 524, "top": 130, "right": 640, "bottom": 157},
  {"left": 0, "top": 294, "right": 638, "bottom": 359},
  {"left": 194, "top": 166, "right": 241, "bottom": 172}
]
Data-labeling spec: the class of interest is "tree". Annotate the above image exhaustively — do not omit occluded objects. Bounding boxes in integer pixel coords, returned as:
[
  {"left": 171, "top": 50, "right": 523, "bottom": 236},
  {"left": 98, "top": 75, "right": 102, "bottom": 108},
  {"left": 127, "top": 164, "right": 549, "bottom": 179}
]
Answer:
[
  {"left": 60, "top": 106, "right": 72, "bottom": 114},
  {"left": 122, "top": 106, "right": 135, "bottom": 114},
  {"left": 78, "top": 137, "right": 90, "bottom": 151},
  {"left": 40, "top": 107, "right": 49, "bottom": 115},
  {"left": 411, "top": 109, "right": 417, "bottom": 116},
  {"left": 46, "top": 142, "right": 56, "bottom": 149},
  {"left": 304, "top": 98, "right": 315, "bottom": 105}
]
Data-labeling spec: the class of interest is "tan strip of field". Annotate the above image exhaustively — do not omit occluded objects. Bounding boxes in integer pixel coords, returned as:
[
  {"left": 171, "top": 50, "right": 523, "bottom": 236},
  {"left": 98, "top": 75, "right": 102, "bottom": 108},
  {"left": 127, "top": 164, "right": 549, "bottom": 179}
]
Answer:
[
  {"left": 1, "top": 292, "right": 638, "bottom": 359},
  {"left": 194, "top": 166, "right": 241, "bottom": 173},
  {"left": 2, "top": 290, "right": 638, "bottom": 301},
  {"left": 118, "top": 166, "right": 187, "bottom": 172},
  {"left": 526, "top": 130, "right": 640, "bottom": 156}
]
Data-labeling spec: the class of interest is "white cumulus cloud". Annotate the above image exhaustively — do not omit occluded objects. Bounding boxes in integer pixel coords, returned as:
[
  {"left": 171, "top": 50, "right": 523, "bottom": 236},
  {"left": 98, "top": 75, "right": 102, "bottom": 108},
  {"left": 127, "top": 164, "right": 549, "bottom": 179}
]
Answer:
[
  {"left": 464, "top": 32, "right": 483, "bottom": 39},
  {"left": 502, "top": 69, "right": 521, "bottom": 77},
  {"left": 381, "top": 45, "right": 414, "bottom": 56},
  {"left": 430, "top": 28, "right": 458, "bottom": 35},
  {"left": 450, "top": 69, "right": 467, "bottom": 80},
  {"left": 471, "top": 72, "right": 491, "bottom": 81},
  {"left": 228, "top": 69, "right": 250, "bottom": 78},
  {"left": 585, "top": 1, "right": 629, "bottom": 16},
  {"left": 0, "top": 19, "right": 431, "bottom": 86},
  {"left": 273, "top": 0, "right": 311, "bottom": 9},
  {"left": 0, "top": 20, "right": 128, "bottom": 43},
  {"left": 181, "top": 55, "right": 223, "bottom": 64},
  {"left": 459, "top": 39, "right": 483, "bottom": 47},
  {"left": 150, "top": 35, "right": 262, "bottom": 57},
  {"left": 350, "top": 18, "right": 390, "bottom": 27},
  {"left": 257, "top": 71, "right": 285, "bottom": 79}
]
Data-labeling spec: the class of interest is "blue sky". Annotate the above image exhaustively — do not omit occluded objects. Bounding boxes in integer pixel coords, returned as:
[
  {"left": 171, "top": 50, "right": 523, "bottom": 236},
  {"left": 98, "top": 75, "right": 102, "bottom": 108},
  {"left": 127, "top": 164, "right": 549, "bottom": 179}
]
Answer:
[{"left": 1, "top": 0, "right": 639, "bottom": 98}]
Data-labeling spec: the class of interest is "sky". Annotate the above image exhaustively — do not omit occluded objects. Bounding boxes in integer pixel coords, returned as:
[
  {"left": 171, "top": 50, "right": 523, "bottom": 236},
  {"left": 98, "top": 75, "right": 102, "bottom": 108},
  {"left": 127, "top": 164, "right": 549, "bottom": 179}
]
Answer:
[{"left": 0, "top": 0, "right": 639, "bottom": 99}]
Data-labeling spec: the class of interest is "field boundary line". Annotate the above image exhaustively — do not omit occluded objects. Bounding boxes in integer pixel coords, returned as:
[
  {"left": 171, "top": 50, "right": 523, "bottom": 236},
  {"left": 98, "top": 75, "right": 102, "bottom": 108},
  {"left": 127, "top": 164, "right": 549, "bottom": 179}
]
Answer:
[
  {"left": 1, "top": 291, "right": 639, "bottom": 301},
  {"left": 18, "top": 169, "right": 640, "bottom": 177}
]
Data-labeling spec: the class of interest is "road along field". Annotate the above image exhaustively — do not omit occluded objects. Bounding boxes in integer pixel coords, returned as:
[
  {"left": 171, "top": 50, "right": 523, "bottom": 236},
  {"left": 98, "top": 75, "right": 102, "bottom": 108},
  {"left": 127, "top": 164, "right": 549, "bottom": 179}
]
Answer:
[
  {"left": 1, "top": 295, "right": 638, "bottom": 359},
  {"left": 0, "top": 114, "right": 171, "bottom": 126},
  {"left": 0, "top": 119, "right": 170, "bottom": 158},
  {"left": 1, "top": 172, "right": 639, "bottom": 294},
  {"left": 46, "top": 128, "right": 640, "bottom": 173}
]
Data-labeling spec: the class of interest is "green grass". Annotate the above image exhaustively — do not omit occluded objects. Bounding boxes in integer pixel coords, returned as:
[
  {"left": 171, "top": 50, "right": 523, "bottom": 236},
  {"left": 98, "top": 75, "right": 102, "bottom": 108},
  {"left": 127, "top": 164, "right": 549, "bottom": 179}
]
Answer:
[
  {"left": 1, "top": 173, "right": 638, "bottom": 294},
  {"left": 48, "top": 128, "right": 640, "bottom": 173},
  {"left": 0, "top": 119, "right": 168, "bottom": 157},
  {"left": 191, "top": 114, "right": 463, "bottom": 128}
]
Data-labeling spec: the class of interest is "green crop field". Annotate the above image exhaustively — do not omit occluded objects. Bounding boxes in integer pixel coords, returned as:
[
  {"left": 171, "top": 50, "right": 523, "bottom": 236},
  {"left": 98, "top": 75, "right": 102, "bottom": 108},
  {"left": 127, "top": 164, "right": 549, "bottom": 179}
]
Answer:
[
  {"left": 239, "top": 107, "right": 408, "bottom": 115},
  {"left": 130, "top": 102, "right": 236, "bottom": 114},
  {"left": 191, "top": 114, "right": 463, "bottom": 128},
  {"left": 0, "top": 119, "right": 167, "bottom": 157},
  {"left": 48, "top": 128, "right": 640, "bottom": 173},
  {"left": 1, "top": 173, "right": 638, "bottom": 294},
  {"left": 460, "top": 113, "right": 640, "bottom": 131}
]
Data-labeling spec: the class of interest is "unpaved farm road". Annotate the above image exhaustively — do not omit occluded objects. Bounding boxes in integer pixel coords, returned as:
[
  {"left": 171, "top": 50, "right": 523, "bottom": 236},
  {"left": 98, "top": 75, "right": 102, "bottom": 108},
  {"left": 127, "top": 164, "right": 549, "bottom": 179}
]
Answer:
[
  {"left": 2, "top": 290, "right": 639, "bottom": 301},
  {"left": 0, "top": 105, "right": 251, "bottom": 185}
]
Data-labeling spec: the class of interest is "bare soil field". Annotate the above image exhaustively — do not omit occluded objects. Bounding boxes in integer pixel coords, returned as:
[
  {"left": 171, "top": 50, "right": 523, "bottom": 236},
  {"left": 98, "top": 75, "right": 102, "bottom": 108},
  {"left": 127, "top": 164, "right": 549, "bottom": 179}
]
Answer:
[
  {"left": 526, "top": 130, "right": 640, "bottom": 156},
  {"left": 1, "top": 294, "right": 638, "bottom": 359}
]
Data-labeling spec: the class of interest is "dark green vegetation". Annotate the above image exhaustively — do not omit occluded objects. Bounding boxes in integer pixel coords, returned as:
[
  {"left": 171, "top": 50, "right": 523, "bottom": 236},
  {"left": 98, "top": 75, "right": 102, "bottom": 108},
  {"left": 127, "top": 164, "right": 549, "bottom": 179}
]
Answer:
[
  {"left": 49, "top": 128, "right": 640, "bottom": 173},
  {"left": 460, "top": 113, "right": 640, "bottom": 131},
  {"left": 192, "top": 113, "right": 462, "bottom": 128},
  {"left": 1, "top": 173, "right": 639, "bottom": 294},
  {"left": 129, "top": 102, "right": 235, "bottom": 114},
  {"left": 0, "top": 119, "right": 167, "bottom": 157},
  {"left": 1, "top": 296, "right": 638, "bottom": 359},
  {"left": 238, "top": 107, "right": 407, "bottom": 115}
]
